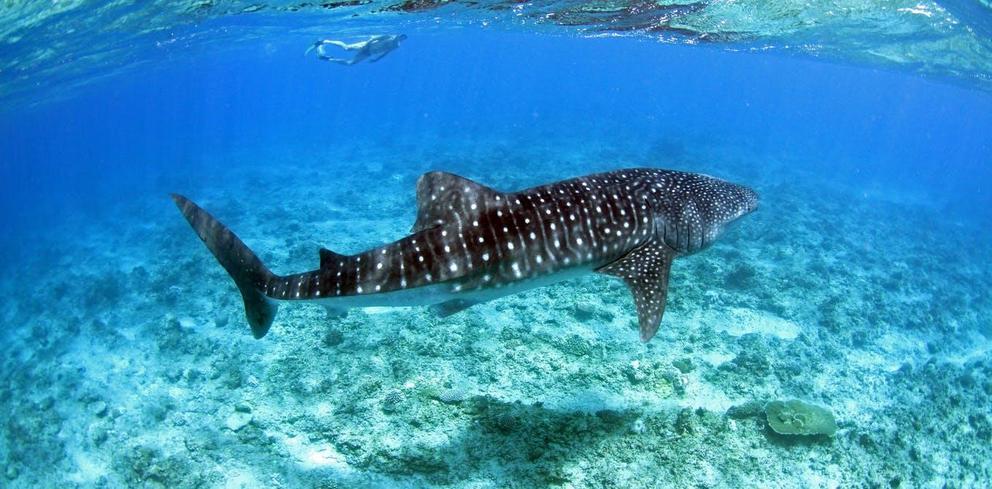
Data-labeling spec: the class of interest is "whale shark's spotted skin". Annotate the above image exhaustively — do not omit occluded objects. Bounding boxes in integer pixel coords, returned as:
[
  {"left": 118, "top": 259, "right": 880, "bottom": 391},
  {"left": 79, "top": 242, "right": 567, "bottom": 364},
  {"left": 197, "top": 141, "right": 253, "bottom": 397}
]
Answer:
[{"left": 173, "top": 168, "right": 757, "bottom": 341}]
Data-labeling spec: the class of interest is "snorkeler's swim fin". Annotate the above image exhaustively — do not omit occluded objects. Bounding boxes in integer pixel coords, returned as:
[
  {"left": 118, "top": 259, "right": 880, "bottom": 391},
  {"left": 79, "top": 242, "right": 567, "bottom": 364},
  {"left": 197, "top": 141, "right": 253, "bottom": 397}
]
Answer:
[{"left": 171, "top": 194, "right": 278, "bottom": 338}]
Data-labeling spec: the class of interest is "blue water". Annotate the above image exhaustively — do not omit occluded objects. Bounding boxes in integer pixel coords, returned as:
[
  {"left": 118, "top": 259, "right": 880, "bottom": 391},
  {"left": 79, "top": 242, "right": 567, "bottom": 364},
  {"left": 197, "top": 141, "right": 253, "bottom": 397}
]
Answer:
[
  {"left": 3, "top": 30, "right": 991, "bottom": 236},
  {"left": 2, "top": 19, "right": 992, "bottom": 488}
]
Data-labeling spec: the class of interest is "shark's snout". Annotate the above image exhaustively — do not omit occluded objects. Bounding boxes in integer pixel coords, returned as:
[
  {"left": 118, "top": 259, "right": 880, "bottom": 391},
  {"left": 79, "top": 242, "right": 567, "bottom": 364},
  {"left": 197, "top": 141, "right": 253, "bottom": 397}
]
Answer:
[{"left": 743, "top": 186, "right": 759, "bottom": 213}]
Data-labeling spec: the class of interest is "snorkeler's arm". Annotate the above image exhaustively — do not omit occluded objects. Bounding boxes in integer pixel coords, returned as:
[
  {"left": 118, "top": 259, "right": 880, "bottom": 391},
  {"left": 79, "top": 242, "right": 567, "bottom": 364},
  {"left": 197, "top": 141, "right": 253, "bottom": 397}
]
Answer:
[
  {"left": 369, "top": 49, "right": 394, "bottom": 63},
  {"left": 325, "top": 40, "right": 357, "bottom": 49},
  {"left": 309, "top": 39, "right": 361, "bottom": 53},
  {"left": 326, "top": 58, "right": 358, "bottom": 65}
]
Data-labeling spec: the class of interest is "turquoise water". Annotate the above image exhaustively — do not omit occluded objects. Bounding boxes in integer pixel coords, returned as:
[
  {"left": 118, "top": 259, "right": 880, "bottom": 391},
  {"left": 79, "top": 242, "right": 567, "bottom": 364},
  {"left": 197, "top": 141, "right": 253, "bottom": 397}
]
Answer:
[{"left": 1, "top": 3, "right": 992, "bottom": 488}]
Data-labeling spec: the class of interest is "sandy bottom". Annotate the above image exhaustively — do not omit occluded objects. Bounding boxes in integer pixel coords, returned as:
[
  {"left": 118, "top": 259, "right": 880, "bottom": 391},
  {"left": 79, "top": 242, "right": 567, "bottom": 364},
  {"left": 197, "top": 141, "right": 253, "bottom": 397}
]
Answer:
[{"left": 1, "top": 135, "right": 990, "bottom": 488}]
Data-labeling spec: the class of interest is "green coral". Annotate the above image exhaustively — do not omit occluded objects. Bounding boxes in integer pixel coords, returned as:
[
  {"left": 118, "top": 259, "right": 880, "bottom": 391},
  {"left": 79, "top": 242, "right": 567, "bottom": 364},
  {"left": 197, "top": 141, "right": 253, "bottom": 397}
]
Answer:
[{"left": 765, "top": 400, "right": 837, "bottom": 436}]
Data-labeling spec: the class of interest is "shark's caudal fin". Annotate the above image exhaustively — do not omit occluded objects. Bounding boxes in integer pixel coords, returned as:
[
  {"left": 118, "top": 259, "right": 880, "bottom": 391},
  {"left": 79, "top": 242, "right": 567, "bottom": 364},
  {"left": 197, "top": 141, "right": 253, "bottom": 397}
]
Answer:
[{"left": 171, "top": 194, "right": 278, "bottom": 339}]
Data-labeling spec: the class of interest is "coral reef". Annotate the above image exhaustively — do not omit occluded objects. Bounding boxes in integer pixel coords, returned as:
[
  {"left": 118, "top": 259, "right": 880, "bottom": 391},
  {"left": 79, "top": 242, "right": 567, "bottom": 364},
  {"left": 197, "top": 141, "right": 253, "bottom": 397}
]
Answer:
[{"left": 765, "top": 400, "right": 837, "bottom": 437}]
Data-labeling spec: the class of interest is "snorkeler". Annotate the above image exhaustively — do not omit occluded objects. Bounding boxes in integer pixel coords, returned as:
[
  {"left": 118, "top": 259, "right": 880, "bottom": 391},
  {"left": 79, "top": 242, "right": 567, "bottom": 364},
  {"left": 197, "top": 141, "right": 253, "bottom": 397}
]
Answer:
[{"left": 306, "top": 34, "right": 408, "bottom": 65}]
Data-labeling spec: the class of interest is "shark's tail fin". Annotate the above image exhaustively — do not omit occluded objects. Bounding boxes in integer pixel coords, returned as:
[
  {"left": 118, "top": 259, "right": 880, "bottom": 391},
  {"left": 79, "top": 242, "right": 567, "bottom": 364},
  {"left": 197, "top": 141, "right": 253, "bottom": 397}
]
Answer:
[{"left": 171, "top": 194, "right": 279, "bottom": 339}]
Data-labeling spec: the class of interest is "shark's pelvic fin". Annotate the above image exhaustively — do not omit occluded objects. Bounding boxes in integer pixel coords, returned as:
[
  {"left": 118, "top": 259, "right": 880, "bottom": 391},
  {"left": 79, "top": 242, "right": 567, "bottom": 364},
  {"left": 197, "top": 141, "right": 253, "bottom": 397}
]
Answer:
[
  {"left": 430, "top": 298, "right": 480, "bottom": 317},
  {"left": 172, "top": 194, "right": 279, "bottom": 339},
  {"left": 323, "top": 304, "right": 347, "bottom": 319},
  {"left": 597, "top": 240, "right": 675, "bottom": 342},
  {"left": 412, "top": 171, "right": 504, "bottom": 233}
]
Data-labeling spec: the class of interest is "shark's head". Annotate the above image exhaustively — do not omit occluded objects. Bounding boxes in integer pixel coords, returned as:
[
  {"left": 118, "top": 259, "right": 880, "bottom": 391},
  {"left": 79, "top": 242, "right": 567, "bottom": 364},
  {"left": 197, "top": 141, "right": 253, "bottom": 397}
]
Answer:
[
  {"left": 721, "top": 179, "right": 759, "bottom": 219},
  {"left": 648, "top": 171, "right": 758, "bottom": 253}
]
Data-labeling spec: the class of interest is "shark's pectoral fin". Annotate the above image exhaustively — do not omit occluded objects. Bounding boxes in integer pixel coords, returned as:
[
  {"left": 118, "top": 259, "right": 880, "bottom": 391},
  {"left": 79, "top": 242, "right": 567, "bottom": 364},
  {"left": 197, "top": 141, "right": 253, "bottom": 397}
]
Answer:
[
  {"left": 596, "top": 240, "right": 675, "bottom": 342},
  {"left": 412, "top": 171, "right": 505, "bottom": 233},
  {"left": 431, "top": 299, "right": 480, "bottom": 317}
]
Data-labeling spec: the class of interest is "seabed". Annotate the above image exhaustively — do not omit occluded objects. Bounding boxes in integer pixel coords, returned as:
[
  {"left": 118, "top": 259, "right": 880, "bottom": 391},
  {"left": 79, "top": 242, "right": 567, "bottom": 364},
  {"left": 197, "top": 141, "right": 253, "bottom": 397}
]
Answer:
[{"left": 1, "top": 134, "right": 990, "bottom": 487}]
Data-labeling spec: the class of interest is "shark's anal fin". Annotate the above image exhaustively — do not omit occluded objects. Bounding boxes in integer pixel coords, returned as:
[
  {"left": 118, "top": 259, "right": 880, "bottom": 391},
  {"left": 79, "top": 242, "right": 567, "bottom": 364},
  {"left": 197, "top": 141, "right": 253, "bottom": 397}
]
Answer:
[
  {"left": 596, "top": 240, "right": 676, "bottom": 342},
  {"left": 412, "top": 171, "right": 503, "bottom": 233}
]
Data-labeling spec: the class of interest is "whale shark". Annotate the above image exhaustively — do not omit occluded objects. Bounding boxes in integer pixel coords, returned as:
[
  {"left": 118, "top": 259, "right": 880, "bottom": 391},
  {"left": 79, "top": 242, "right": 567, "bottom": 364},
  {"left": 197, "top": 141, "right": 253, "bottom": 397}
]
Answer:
[{"left": 172, "top": 168, "right": 758, "bottom": 342}]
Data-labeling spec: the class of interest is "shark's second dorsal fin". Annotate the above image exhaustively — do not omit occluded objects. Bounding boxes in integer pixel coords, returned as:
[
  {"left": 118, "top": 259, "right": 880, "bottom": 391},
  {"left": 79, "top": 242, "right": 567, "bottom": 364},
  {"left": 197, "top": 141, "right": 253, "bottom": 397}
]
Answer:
[
  {"left": 596, "top": 240, "right": 676, "bottom": 342},
  {"left": 412, "top": 171, "right": 503, "bottom": 233},
  {"left": 319, "top": 248, "right": 348, "bottom": 269}
]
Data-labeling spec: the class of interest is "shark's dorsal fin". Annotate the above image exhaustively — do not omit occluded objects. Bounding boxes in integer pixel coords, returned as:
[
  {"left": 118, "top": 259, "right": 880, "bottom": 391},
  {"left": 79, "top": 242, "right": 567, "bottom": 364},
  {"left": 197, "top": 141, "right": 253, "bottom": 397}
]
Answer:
[
  {"left": 412, "top": 171, "right": 503, "bottom": 233},
  {"left": 319, "top": 248, "right": 348, "bottom": 269},
  {"left": 596, "top": 240, "right": 676, "bottom": 342}
]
